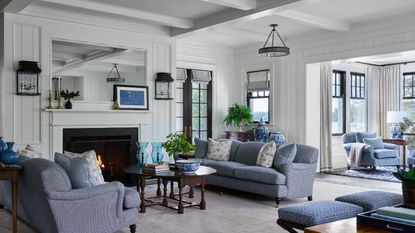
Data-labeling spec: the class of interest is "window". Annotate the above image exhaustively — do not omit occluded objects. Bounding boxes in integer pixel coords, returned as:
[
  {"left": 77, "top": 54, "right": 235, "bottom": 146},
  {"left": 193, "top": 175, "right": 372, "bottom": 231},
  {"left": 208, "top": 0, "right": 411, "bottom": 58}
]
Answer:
[
  {"left": 332, "top": 70, "right": 346, "bottom": 135},
  {"left": 350, "top": 72, "right": 366, "bottom": 132},
  {"left": 247, "top": 70, "right": 270, "bottom": 123},
  {"left": 402, "top": 72, "right": 415, "bottom": 121}
]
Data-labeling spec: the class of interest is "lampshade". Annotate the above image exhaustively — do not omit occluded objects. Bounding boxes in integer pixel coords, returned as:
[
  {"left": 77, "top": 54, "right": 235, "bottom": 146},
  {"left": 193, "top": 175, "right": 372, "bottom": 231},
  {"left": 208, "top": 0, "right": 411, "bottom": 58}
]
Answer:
[{"left": 387, "top": 111, "right": 406, "bottom": 123}]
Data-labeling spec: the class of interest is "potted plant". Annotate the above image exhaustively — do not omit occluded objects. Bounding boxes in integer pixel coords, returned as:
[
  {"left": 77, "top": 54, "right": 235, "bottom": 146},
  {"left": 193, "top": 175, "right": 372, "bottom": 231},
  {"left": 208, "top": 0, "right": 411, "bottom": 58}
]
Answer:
[
  {"left": 163, "top": 133, "right": 195, "bottom": 158},
  {"left": 393, "top": 168, "right": 415, "bottom": 208},
  {"left": 60, "top": 90, "right": 80, "bottom": 109},
  {"left": 223, "top": 103, "right": 253, "bottom": 131}
]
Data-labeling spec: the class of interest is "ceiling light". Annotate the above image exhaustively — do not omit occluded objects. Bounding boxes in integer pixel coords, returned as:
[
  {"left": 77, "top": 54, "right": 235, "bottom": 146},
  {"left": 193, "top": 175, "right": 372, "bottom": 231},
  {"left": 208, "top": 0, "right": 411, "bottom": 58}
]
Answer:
[
  {"left": 258, "top": 24, "right": 289, "bottom": 57},
  {"left": 106, "top": 64, "right": 125, "bottom": 83}
]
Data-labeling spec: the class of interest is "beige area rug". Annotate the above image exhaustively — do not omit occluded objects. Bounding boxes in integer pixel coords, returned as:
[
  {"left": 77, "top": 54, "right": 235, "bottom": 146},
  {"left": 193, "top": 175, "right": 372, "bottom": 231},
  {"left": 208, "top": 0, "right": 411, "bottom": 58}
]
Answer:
[{"left": 0, "top": 175, "right": 401, "bottom": 233}]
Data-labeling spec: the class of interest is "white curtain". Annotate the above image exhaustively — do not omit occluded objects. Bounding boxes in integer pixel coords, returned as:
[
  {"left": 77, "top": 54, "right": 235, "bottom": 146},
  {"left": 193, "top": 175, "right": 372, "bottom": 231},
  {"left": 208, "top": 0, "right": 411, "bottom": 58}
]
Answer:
[
  {"left": 367, "top": 64, "right": 401, "bottom": 137},
  {"left": 320, "top": 62, "right": 332, "bottom": 171}
]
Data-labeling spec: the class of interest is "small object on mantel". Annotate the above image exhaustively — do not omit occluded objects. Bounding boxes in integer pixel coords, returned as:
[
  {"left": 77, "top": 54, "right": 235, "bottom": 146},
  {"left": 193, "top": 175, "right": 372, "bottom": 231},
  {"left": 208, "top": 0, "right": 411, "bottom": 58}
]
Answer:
[
  {"left": 113, "top": 100, "right": 120, "bottom": 110},
  {"left": 17, "top": 145, "right": 40, "bottom": 158}
]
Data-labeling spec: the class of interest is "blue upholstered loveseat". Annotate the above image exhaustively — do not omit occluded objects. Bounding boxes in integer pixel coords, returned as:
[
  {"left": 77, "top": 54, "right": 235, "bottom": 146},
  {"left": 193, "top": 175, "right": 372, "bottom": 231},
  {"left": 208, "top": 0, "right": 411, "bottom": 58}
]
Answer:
[
  {"left": 342, "top": 132, "right": 401, "bottom": 169},
  {"left": 0, "top": 156, "right": 139, "bottom": 233},
  {"left": 194, "top": 139, "right": 319, "bottom": 206}
]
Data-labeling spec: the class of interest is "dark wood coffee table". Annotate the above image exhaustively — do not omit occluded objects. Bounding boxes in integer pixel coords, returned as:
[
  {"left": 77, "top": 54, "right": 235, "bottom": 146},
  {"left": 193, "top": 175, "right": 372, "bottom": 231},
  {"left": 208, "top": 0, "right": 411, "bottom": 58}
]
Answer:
[{"left": 124, "top": 165, "right": 216, "bottom": 214}]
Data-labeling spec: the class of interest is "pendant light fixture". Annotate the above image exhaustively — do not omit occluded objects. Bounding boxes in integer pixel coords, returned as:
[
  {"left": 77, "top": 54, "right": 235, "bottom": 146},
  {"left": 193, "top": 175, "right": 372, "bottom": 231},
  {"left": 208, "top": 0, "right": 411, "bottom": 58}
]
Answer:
[
  {"left": 106, "top": 64, "right": 125, "bottom": 83},
  {"left": 258, "top": 24, "right": 289, "bottom": 57}
]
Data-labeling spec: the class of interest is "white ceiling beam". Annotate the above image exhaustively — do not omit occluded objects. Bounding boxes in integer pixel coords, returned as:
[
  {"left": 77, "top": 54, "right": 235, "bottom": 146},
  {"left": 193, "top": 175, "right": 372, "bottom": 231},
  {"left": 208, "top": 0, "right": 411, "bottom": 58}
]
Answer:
[
  {"left": 40, "top": 0, "right": 193, "bottom": 29},
  {"left": 201, "top": 0, "right": 256, "bottom": 11},
  {"left": 277, "top": 9, "right": 350, "bottom": 32},
  {"left": 214, "top": 28, "right": 264, "bottom": 42},
  {"left": 172, "top": 0, "right": 302, "bottom": 37},
  {"left": 0, "top": 0, "right": 34, "bottom": 13}
]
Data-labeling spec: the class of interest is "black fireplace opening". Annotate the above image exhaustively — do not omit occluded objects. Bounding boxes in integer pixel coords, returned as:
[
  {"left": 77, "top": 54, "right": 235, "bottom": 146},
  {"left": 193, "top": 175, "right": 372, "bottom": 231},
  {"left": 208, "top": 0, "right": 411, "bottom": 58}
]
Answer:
[{"left": 63, "top": 128, "right": 138, "bottom": 185}]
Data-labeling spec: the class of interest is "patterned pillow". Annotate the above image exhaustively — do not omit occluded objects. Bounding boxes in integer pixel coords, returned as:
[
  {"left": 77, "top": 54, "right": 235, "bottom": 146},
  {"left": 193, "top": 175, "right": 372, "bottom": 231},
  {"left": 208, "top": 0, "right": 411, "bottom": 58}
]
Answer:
[
  {"left": 363, "top": 137, "right": 385, "bottom": 149},
  {"left": 63, "top": 150, "right": 105, "bottom": 186},
  {"left": 256, "top": 142, "right": 277, "bottom": 168},
  {"left": 206, "top": 139, "right": 232, "bottom": 161}
]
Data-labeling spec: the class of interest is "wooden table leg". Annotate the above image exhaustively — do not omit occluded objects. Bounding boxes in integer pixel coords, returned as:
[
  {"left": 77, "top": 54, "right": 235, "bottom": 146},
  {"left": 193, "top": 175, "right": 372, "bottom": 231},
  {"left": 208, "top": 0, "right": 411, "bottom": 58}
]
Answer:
[
  {"left": 169, "top": 181, "right": 175, "bottom": 198},
  {"left": 178, "top": 178, "right": 184, "bottom": 214},
  {"left": 200, "top": 177, "right": 206, "bottom": 210},
  {"left": 162, "top": 179, "right": 168, "bottom": 206},
  {"left": 138, "top": 177, "right": 146, "bottom": 213},
  {"left": 189, "top": 186, "right": 194, "bottom": 198},
  {"left": 403, "top": 145, "right": 407, "bottom": 168},
  {"left": 156, "top": 178, "right": 161, "bottom": 196},
  {"left": 12, "top": 174, "right": 17, "bottom": 233}
]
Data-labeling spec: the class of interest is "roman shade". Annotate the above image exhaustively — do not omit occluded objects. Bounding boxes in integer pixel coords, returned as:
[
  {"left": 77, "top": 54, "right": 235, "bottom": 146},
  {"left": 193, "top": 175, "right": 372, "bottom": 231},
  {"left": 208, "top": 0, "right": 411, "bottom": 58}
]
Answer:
[
  {"left": 247, "top": 70, "right": 269, "bottom": 91},
  {"left": 192, "top": 69, "right": 211, "bottom": 83},
  {"left": 176, "top": 68, "right": 187, "bottom": 81}
]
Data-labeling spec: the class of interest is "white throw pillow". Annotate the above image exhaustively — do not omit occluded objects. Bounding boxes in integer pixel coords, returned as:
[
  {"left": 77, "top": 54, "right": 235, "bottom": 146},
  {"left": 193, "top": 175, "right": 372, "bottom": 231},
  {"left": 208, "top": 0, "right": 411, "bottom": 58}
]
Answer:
[
  {"left": 206, "top": 139, "right": 232, "bottom": 161},
  {"left": 256, "top": 142, "right": 277, "bottom": 168},
  {"left": 64, "top": 150, "right": 105, "bottom": 185}
]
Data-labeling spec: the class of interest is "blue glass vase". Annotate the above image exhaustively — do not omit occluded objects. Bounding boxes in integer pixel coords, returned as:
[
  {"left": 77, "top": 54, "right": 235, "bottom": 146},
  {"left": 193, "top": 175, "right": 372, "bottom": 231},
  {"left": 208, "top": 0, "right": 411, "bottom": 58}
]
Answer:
[
  {"left": 151, "top": 142, "right": 164, "bottom": 164},
  {"left": 136, "top": 142, "right": 148, "bottom": 167},
  {"left": 1, "top": 142, "right": 18, "bottom": 165},
  {"left": 0, "top": 137, "right": 7, "bottom": 154}
]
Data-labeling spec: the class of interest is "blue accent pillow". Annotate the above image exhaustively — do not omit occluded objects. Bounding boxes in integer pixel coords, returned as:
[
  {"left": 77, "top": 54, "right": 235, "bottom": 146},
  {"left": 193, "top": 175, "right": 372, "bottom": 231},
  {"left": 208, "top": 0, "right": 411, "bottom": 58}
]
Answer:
[
  {"left": 363, "top": 137, "right": 385, "bottom": 149},
  {"left": 273, "top": 143, "right": 297, "bottom": 168},
  {"left": 54, "top": 152, "right": 100, "bottom": 189},
  {"left": 356, "top": 132, "right": 377, "bottom": 143},
  {"left": 194, "top": 138, "right": 209, "bottom": 158}
]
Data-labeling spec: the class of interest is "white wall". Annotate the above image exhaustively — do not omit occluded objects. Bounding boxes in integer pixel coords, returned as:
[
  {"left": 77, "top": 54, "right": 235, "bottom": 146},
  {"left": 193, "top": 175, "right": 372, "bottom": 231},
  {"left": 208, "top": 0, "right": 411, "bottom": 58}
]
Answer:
[{"left": 0, "top": 13, "right": 176, "bottom": 158}]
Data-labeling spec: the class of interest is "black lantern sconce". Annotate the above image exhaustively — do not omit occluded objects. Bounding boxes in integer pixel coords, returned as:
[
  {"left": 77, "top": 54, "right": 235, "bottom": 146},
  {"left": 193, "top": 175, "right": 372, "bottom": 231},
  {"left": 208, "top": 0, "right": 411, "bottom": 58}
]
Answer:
[
  {"left": 155, "top": 72, "right": 174, "bottom": 100},
  {"left": 16, "top": 61, "right": 41, "bottom": 96}
]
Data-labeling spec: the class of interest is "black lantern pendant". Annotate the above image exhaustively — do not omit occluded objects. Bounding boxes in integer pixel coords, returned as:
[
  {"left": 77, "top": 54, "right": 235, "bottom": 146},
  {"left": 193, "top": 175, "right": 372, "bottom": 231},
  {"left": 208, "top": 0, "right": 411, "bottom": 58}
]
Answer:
[
  {"left": 155, "top": 72, "right": 174, "bottom": 100},
  {"left": 16, "top": 61, "right": 41, "bottom": 96}
]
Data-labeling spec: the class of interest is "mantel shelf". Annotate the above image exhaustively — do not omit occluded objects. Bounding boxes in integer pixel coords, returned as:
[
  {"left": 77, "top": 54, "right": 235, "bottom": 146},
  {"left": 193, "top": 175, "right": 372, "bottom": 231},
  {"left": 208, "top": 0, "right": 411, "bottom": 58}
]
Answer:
[{"left": 43, "top": 109, "right": 151, "bottom": 113}]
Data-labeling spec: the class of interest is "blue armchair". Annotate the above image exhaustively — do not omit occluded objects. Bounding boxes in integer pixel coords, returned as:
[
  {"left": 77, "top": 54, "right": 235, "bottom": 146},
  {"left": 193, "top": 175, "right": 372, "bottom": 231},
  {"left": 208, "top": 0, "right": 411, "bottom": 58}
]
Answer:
[{"left": 342, "top": 132, "right": 401, "bottom": 170}]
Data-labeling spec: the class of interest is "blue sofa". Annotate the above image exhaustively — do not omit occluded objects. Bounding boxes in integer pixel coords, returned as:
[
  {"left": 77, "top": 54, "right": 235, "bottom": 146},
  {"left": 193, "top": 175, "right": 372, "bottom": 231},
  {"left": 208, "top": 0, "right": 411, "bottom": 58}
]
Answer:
[
  {"left": 342, "top": 132, "right": 400, "bottom": 169},
  {"left": 195, "top": 139, "right": 319, "bottom": 206},
  {"left": 0, "top": 156, "right": 139, "bottom": 233}
]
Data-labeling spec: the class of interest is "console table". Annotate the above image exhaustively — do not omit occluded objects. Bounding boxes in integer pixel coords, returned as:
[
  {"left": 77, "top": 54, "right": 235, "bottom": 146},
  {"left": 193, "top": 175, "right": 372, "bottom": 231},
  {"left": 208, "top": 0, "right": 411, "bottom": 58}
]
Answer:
[
  {"left": 225, "top": 130, "right": 254, "bottom": 142},
  {"left": 0, "top": 165, "right": 22, "bottom": 233},
  {"left": 383, "top": 138, "right": 408, "bottom": 168},
  {"left": 304, "top": 218, "right": 390, "bottom": 233}
]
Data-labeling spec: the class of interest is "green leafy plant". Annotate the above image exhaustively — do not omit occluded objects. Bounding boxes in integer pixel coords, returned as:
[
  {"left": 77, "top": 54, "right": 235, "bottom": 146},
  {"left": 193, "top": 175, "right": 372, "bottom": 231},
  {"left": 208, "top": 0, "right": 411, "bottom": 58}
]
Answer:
[
  {"left": 60, "top": 90, "right": 80, "bottom": 100},
  {"left": 223, "top": 103, "right": 253, "bottom": 128},
  {"left": 163, "top": 133, "right": 195, "bottom": 157},
  {"left": 393, "top": 168, "right": 415, "bottom": 187}
]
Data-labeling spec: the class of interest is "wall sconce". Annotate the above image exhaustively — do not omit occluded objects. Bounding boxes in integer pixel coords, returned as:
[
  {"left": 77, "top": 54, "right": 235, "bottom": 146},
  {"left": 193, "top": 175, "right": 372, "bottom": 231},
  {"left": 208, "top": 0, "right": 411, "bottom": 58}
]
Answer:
[
  {"left": 155, "top": 72, "right": 174, "bottom": 100},
  {"left": 16, "top": 61, "right": 41, "bottom": 96}
]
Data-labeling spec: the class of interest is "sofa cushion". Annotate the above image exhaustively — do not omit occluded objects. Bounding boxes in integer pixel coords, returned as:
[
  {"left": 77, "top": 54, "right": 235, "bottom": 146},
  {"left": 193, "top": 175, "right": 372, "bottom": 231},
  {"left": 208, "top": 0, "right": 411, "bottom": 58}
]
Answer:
[
  {"left": 278, "top": 200, "right": 363, "bottom": 227},
  {"left": 363, "top": 137, "right": 384, "bottom": 149},
  {"left": 335, "top": 191, "right": 402, "bottom": 212},
  {"left": 124, "top": 187, "right": 139, "bottom": 209},
  {"left": 194, "top": 138, "right": 209, "bottom": 158},
  {"left": 256, "top": 142, "right": 277, "bottom": 168},
  {"left": 356, "top": 132, "right": 376, "bottom": 143},
  {"left": 201, "top": 159, "right": 246, "bottom": 177},
  {"left": 274, "top": 143, "right": 297, "bottom": 168},
  {"left": 233, "top": 142, "right": 264, "bottom": 165},
  {"left": 207, "top": 139, "right": 232, "bottom": 161},
  {"left": 233, "top": 166, "right": 286, "bottom": 185},
  {"left": 64, "top": 150, "right": 105, "bottom": 185},
  {"left": 374, "top": 149, "right": 398, "bottom": 159},
  {"left": 228, "top": 141, "right": 243, "bottom": 161}
]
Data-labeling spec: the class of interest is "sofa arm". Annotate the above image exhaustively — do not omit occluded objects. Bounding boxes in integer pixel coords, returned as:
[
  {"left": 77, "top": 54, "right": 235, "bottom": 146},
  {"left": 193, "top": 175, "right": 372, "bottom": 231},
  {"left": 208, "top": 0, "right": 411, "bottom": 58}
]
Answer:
[
  {"left": 384, "top": 143, "right": 400, "bottom": 151},
  {"left": 46, "top": 182, "right": 128, "bottom": 233},
  {"left": 278, "top": 162, "right": 317, "bottom": 198}
]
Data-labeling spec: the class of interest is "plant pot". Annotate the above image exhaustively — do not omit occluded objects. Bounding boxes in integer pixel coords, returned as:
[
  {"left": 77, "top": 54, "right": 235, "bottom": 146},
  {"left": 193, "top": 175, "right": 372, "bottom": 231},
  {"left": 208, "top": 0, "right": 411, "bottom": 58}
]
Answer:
[
  {"left": 402, "top": 186, "right": 415, "bottom": 208},
  {"left": 65, "top": 99, "right": 72, "bottom": 109}
]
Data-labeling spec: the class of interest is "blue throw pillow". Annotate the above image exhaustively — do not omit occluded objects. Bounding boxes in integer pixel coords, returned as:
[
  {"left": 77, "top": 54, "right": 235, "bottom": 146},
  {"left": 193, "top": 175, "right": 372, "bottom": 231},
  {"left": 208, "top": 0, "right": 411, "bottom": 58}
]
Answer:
[
  {"left": 273, "top": 143, "right": 297, "bottom": 168},
  {"left": 194, "top": 138, "right": 209, "bottom": 158},
  {"left": 54, "top": 152, "right": 101, "bottom": 189},
  {"left": 363, "top": 137, "right": 385, "bottom": 149},
  {"left": 356, "top": 132, "right": 377, "bottom": 143}
]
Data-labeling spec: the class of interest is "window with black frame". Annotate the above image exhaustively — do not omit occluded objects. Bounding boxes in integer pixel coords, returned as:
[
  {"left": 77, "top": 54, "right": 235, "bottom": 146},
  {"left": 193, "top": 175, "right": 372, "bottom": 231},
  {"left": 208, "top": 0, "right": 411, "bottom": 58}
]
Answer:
[
  {"left": 350, "top": 72, "right": 366, "bottom": 132},
  {"left": 332, "top": 70, "right": 346, "bottom": 135},
  {"left": 247, "top": 70, "right": 270, "bottom": 123},
  {"left": 403, "top": 72, "right": 415, "bottom": 121}
]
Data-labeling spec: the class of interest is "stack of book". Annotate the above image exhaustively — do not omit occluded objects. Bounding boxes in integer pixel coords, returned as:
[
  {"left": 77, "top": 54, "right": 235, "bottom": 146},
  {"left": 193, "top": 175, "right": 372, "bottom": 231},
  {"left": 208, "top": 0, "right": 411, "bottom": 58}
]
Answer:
[
  {"left": 143, "top": 163, "right": 170, "bottom": 174},
  {"left": 373, "top": 206, "right": 415, "bottom": 225}
]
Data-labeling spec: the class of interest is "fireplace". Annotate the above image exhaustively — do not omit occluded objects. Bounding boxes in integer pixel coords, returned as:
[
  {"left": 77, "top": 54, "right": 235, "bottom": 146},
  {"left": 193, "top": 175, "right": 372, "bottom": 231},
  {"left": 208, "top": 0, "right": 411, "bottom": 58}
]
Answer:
[{"left": 63, "top": 128, "right": 138, "bottom": 184}]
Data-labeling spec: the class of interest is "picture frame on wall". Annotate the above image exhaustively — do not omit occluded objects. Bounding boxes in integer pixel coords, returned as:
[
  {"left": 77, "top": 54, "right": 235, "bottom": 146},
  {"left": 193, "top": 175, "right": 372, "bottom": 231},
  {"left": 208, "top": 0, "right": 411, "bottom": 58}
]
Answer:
[{"left": 113, "top": 85, "right": 149, "bottom": 110}]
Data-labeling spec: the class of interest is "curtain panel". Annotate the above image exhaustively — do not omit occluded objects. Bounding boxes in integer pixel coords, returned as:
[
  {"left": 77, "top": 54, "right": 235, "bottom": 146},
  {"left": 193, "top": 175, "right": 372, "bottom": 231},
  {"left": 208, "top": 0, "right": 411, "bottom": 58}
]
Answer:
[{"left": 320, "top": 62, "right": 333, "bottom": 171}]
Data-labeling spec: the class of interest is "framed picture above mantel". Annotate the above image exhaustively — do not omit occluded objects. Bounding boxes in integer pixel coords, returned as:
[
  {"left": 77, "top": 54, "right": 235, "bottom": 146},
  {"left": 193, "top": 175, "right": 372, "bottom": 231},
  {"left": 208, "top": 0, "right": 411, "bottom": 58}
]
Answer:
[{"left": 113, "top": 85, "right": 149, "bottom": 110}]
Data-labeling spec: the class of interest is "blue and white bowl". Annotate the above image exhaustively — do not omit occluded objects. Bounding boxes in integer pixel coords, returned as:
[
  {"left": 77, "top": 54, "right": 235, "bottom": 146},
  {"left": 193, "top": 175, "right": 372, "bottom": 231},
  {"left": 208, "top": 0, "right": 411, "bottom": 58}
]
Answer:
[{"left": 175, "top": 159, "right": 201, "bottom": 173}]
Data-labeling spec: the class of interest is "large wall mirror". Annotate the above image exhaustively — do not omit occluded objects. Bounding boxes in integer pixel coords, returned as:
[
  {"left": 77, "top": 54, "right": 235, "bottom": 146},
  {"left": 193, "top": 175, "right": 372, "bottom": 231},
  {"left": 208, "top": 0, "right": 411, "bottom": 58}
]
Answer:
[{"left": 52, "top": 40, "right": 146, "bottom": 103}]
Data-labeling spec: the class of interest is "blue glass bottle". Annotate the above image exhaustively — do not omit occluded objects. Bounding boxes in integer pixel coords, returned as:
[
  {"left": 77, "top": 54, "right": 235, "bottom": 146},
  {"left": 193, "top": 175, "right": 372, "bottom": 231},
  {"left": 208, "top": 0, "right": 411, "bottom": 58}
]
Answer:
[
  {"left": 151, "top": 142, "right": 164, "bottom": 164},
  {"left": 0, "top": 137, "right": 7, "bottom": 154},
  {"left": 1, "top": 142, "right": 18, "bottom": 165},
  {"left": 136, "top": 142, "right": 148, "bottom": 167}
]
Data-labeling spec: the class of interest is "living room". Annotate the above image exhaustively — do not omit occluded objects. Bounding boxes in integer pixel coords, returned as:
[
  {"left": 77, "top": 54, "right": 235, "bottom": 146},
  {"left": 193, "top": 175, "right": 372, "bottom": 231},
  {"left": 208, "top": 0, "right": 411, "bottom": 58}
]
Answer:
[{"left": 1, "top": 0, "right": 415, "bottom": 232}]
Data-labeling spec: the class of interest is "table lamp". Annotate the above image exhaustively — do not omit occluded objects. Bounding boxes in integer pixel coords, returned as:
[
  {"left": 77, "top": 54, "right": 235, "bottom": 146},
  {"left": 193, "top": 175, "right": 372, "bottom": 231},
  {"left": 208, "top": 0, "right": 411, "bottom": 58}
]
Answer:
[{"left": 387, "top": 111, "right": 406, "bottom": 138}]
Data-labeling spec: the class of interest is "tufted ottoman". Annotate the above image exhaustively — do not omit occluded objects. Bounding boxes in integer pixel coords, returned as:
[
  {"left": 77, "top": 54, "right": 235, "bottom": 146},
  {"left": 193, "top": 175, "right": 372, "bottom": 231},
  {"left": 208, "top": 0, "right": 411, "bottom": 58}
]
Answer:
[
  {"left": 277, "top": 200, "right": 363, "bottom": 232},
  {"left": 335, "top": 191, "right": 402, "bottom": 212}
]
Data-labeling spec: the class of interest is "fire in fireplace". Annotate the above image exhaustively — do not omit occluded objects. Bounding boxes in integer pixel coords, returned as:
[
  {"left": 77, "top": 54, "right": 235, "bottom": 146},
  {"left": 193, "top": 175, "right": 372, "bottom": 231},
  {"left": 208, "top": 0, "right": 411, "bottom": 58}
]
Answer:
[{"left": 63, "top": 128, "right": 138, "bottom": 184}]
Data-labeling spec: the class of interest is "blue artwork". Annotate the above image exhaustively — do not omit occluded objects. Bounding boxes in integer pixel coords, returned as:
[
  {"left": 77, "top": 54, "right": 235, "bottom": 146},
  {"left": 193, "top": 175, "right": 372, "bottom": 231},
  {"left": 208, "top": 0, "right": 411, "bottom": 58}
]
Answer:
[{"left": 120, "top": 90, "right": 145, "bottom": 106}]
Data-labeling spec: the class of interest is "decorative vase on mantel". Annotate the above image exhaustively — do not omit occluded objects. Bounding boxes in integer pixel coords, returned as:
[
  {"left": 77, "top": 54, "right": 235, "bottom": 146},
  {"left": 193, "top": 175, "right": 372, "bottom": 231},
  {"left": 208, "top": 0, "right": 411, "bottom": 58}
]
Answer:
[
  {"left": 65, "top": 99, "right": 72, "bottom": 109},
  {"left": 1, "top": 142, "right": 19, "bottom": 165}
]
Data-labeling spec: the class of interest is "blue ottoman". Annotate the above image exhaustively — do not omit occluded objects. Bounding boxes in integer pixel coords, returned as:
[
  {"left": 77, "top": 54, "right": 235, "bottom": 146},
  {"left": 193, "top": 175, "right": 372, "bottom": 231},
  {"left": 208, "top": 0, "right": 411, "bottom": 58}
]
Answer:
[
  {"left": 335, "top": 191, "right": 402, "bottom": 212},
  {"left": 277, "top": 200, "right": 363, "bottom": 232}
]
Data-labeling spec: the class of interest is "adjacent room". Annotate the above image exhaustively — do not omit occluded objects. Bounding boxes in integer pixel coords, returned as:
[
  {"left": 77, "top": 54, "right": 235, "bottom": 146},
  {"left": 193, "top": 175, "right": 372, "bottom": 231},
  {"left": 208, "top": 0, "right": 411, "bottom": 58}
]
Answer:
[{"left": 1, "top": 0, "right": 415, "bottom": 233}]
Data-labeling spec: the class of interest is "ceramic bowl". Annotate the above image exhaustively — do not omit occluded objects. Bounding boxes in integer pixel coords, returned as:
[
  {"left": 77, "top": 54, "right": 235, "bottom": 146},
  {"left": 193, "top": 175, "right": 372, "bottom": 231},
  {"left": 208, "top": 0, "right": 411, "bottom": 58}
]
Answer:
[{"left": 175, "top": 159, "right": 201, "bottom": 173}]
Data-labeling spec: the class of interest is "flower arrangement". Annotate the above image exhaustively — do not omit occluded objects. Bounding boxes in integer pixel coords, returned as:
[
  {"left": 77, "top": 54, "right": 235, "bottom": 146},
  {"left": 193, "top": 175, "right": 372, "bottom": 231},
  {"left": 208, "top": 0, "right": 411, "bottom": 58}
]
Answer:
[{"left": 60, "top": 90, "right": 80, "bottom": 100}]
